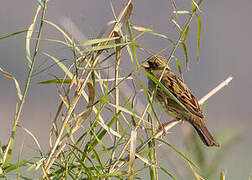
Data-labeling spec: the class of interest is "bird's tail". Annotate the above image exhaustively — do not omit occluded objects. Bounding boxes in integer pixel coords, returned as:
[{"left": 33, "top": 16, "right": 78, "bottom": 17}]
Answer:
[{"left": 191, "top": 121, "right": 220, "bottom": 147}]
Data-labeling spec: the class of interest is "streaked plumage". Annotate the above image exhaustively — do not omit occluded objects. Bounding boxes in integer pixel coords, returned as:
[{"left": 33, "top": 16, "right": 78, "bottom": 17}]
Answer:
[{"left": 141, "top": 56, "right": 219, "bottom": 147}]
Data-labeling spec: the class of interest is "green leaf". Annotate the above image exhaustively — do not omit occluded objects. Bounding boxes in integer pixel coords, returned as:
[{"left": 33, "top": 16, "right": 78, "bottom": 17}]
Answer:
[
  {"left": 26, "top": 6, "right": 41, "bottom": 68},
  {"left": 78, "top": 37, "right": 120, "bottom": 47},
  {"left": 171, "top": 18, "right": 182, "bottom": 33},
  {"left": 65, "top": 123, "right": 75, "bottom": 143},
  {"left": 82, "top": 42, "right": 131, "bottom": 53},
  {"left": 0, "top": 30, "right": 28, "bottom": 40},
  {"left": 156, "top": 138, "right": 199, "bottom": 169},
  {"left": 181, "top": 42, "right": 189, "bottom": 69},
  {"left": 183, "top": 26, "right": 190, "bottom": 42},
  {"left": 141, "top": 69, "right": 190, "bottom": 114},
  {"left": 44, "top": 20, "right": 72, "bottom": 44},
  {"left": 196, "top": 14, "right": 201, "bottom": 62},
  {"left": 37, "top": 79, "right": 72, "bottom": 84},
  {"left": 175, "top": 57, "right": 183, "bottom": 79},
  {"left": 132, "top": 25, "right": 175, "bottom": 44},
  {"left": 192, "top": 0, "right": 201, "bottom": 12},
  {"left": 108, "top": 103, "right": 147, "bottom": 124},
  {"left": 191, "top": 0, "right": 195, "bottom": 11},
  {"left": 133, "top": 74, "right": 162, "bottom": 126},
  {"left": 43, "top": 52, "right": 73, "bottom": 78},
  {"left": 159, "top": 166, "right": 177, "bottom": 180}
]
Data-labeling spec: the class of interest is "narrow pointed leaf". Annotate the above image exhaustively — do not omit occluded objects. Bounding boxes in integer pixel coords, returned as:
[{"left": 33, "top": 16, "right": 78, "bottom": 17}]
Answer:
[
  {"left": 159, "top": 166, "right": 177, "bottom": 180},
  {"left": 175, "top": 57, "right": 183, "bottom": 79},
  {"left": 0, "top": 67, "right": 23, "bottom": 100},
  {"left": 83, "top": 42, "right": 130, "bottom": 53},
  {"left": 183, "top": 26, "right": 190, "bottom": 42},
  {"left": 132, "top": 25, "right": 175, "bottom": 44},
  {"left": 26, "top": 6, "right": 41, "bottom": 68},
  {"left": 0, "top": 30, "right": 28, "bottom": 40},
  {"left": 196, "top": 14, "right": 201, "bottom": 62},
  {"left": 181, "top": 42, "right": 189, "bottom": 69},
  {"left": 78, "top": 37, "right": 120, "bottom": 47},
  {"left": 156, "top": 138, "right": 199, "bottom": 169},
  {"left": 171, "top": 18, "right": 183, "bottom": 33},
  {"left": 141, "top": 69, "right": 190, "bottom": 113}
]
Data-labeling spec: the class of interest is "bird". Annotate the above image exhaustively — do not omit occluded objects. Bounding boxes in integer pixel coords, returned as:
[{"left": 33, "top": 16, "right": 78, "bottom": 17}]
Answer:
[{"left": 141, "top": 55, "right": 219, "bottom": 147}]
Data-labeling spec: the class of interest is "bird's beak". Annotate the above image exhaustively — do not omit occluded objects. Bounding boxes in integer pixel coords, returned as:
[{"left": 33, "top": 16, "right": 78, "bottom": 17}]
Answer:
[{"left": 140, "top": 61, "right": 149, "bottom": 69}]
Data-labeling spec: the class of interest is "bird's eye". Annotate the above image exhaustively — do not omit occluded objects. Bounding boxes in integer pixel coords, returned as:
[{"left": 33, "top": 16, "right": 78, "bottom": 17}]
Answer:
[{"left": 149, "top": 61, "right": 158, "bottom": 69}]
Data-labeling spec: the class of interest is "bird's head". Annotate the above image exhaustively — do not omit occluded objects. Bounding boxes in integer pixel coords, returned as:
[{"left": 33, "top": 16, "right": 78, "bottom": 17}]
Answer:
[{"left": 141, "top": 56, "right": 170, "bottom": 71}]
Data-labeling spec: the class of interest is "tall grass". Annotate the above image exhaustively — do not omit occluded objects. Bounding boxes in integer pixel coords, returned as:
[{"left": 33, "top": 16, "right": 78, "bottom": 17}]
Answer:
[{"left": 0, "top": 0, "right": 236, "bottom": 179}]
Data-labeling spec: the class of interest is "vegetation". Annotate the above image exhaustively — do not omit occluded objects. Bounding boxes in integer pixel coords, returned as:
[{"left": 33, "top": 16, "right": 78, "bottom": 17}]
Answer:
[{"left": 0, "top": 0, "right": 237, "bottom": 179}]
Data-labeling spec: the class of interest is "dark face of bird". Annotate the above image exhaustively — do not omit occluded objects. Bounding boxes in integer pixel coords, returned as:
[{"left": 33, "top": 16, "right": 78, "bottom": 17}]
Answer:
[{"left": 141, "top": 56, "right": 170, "bottom": 72}]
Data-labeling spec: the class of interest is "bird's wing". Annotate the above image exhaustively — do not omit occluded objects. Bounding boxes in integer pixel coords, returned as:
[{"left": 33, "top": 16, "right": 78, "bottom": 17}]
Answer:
[{"left": 161, "top": 72, "right": 204, "bottom": 118}]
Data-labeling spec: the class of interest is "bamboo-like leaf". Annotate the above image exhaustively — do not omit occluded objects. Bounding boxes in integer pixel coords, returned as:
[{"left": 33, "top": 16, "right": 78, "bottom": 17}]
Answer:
[
  {"left": 40, "top": 38, "right": 69, "bottom": 46},
  {"left": 91, "top": 148, "right": 104, "bottom": 171},
  {"left": 183, "top": 26, "right": 190, "bottom": 42},
  {"left": 16, "top": 124, "right": 43, "bottom": 159},
  {"left": 159, "top": 166, "right": 177, "bottom": 180},
  {"left": 0, "top": 30, "right": 28, "bottom": 40},
  {"left": 135, "top": 153, "right": 158, "bottom": 167},
  {"left": 181, "top": 42, "right": 189, "bottom": 69},
  {"left": 133, "top": 74, "right": 162, "bottom": 126},
  {"left": 191, "top": 0, "right": 196, "bottom": 11},
  {"left": 44, "top": 20, "right": 70, "bottom": 41},
  {"left": 125, "top": 21, "right": 136, "bottom": 64},
  {"left": 196, "top": 14, "right": 201, "bottom": 62},
  {"left": 156, "top": 138, "right": 198, "bottom": 169},
  {"left": 3, "top": 160, "right": 30, "bottom": 174},
  {"left": 171, "top": 18, "right": 183, "bottom": 33},
  {"left": 175, "top": 57, "right": 183, "bottom": 79},
  {"left": 98, "top": 171, "right": 128, "bottom": 178},
  {"left": 141, "top": 69, "right": 190, "bottom": 114},
  {"left": 131, "top": 25, "right": 175, "bottom": 44},
  {"left": 82, "top": 42, "right": 131, "bottom": 53},
  {"left": 37, "top": 79, "right": 72, "bottom": 84},
  {"left": 0, "top": 67, "right": 23, "bottom": 101},
  {"left": 108, "top": 103, "right": 148, "bottom": 124},
  {"left": 91, "top": 129, "right": 110, "bottom": 157},
  {"left": 78, "top": 37, "right": 120, "bottom": 47},
  {"left": 69, "top": 148, "right": 95, "bottom": 179},
  {"left": 65, "top": 123, "right": 75, "bottom": 143},
  {"left": 192, "top": 0, "right": 202, "bottom": 12},
  {"left": 26, "top": 6, "right": 41, "bottom": 68},
  {"left": 26, "top": 158, "right": 46, "bottom": 172},
  {"left": 43, "top": 52, "right": 73, "bottom": 78},
  {"left": 84, "top": 106, "right": 122, "bottom": 156}
]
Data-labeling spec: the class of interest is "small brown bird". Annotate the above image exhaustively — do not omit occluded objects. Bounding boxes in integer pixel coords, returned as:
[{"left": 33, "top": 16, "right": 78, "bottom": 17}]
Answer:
[{"left": 141, "top": 56, "right": 219, "bottom": 147}]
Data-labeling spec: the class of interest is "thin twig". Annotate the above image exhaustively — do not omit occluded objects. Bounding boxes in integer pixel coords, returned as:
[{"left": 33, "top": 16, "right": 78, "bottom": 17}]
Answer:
[{"left": 199, "top": 76, "right": 233, "bottom": 105}]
